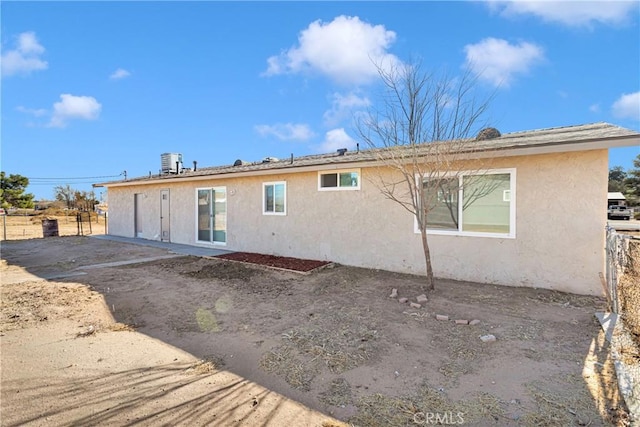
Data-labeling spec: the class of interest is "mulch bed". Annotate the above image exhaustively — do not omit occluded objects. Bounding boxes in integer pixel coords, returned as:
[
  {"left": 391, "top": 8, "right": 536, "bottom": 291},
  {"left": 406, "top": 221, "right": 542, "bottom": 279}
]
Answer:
[{"left": 215, "top": 252, "right": 331, "bottom": 273}]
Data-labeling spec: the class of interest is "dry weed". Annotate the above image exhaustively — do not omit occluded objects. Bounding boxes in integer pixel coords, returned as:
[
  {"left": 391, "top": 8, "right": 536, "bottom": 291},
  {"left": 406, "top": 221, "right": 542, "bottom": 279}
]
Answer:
[
  {"left": 531, "top": 290, "right": 605, "bottom": 309},
  {"left": 185, "top": 359, "right": 218, "bottom": 375},
  {"left": 522, "top": 374, "right": 601, "bottom": 426},
  {"left": 350, "top": 386, "right": 505, "bottom": 427},
  {"left": 502, "top": 320, "right": 544, "bottom": 341},
  {"left": 429, "top": 320, "right": 489, "bottom": 384},
  {"left": 108, "top": 322, "right": 135, "bottom": 332},
  {"left": 321, "top": 421, "right": 350, "bottom": 427},
  {"left": 278, "top": 306, "right": 380, "bottom": 374},
  {"left": 319, "top": 377, "right": 353, "bottom": 407},
  {"left": 259, "top": 345, "right": 316, "bottom": 391}
]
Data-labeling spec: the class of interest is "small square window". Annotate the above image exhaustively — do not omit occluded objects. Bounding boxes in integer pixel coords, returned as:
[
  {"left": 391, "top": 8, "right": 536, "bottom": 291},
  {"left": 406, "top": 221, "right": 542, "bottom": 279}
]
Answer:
[{"left": 263, "top": 182, "right": 286, "bottom": 215}]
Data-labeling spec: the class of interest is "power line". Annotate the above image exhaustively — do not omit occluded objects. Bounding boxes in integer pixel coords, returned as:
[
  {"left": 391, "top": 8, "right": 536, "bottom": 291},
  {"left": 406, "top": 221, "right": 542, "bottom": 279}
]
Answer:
[
  {"left": 28, "top": 173, "right": 124, "bottom": 180},
  {"left": 28, "top": 181, "right": 104, "bottom": 185}
]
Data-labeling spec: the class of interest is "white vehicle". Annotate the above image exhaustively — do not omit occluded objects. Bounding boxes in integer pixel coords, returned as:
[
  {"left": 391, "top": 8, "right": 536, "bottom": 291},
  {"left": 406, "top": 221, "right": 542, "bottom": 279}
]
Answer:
[{"left": 607, "top": 205, "right": 632, "bottom": 220}]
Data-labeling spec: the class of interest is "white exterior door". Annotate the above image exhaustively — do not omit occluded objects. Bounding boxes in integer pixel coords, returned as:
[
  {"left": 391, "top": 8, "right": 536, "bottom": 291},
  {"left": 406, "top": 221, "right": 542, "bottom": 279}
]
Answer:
[
  {"left": 160, "top": 189, "right": 170, "bottom": 242},
  {"left": 134, "top": 193, "right": 143, "bottom": 238},
  {"left": 196, "top": 187, "right": 226, "bottom": 244}
]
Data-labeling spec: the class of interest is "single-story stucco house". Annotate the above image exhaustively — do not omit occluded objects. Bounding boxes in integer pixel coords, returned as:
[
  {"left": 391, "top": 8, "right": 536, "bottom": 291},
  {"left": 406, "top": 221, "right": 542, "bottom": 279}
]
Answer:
[{"left": 95, "top": 122, "right": 640, "bottom": 296}]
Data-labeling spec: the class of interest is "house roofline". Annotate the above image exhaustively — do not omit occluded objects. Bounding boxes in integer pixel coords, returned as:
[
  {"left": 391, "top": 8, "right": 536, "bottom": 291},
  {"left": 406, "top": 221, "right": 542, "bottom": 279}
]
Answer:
[{"left": 94, "top": 131, "right": 639, "bottom": 189}]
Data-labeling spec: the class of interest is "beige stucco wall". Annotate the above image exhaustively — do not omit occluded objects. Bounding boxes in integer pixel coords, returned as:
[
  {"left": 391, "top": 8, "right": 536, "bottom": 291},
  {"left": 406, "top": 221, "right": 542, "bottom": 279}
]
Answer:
[{"left": 105, "top": 149, "right": 608, "bottom": 295}]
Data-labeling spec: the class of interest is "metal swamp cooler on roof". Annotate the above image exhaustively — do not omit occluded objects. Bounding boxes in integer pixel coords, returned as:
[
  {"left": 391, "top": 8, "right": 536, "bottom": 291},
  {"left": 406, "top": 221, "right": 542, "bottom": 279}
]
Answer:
[{"left": 161, "top": 153, "right": 183, "bottom": 174}]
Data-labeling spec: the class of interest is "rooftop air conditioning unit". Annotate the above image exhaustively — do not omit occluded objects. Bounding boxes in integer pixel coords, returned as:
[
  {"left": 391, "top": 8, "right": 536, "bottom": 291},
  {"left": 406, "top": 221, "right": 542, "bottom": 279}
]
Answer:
[{"left": 161, "top": 153, "right": 183, "bottom": 174}]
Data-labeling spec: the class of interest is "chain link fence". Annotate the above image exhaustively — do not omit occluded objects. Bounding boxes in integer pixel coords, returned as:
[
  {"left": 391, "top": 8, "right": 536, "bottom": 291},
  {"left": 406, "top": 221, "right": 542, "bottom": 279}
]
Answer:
[
  {"left": 604, "top": 226, "right": 640, "bottom": 425},
  {"left": 607, "top": 226, "right": 640, "bottom": 333}
]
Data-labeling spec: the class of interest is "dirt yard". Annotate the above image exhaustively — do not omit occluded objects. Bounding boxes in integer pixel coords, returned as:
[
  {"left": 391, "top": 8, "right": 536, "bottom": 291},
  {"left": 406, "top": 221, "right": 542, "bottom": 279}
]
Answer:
[{"left": 0, "top": 236, "right": 631, "bottom": 426}]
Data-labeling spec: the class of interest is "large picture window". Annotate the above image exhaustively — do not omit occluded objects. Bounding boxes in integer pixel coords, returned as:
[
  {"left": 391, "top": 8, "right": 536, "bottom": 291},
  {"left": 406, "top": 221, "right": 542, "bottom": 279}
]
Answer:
[
  {"left": 318, "top": 169, "right": 360, "bottom": 191},
  {"left": 420, "top": 169, "right": 515, "bottom": 238},
  {"left": 263, "top": 181, "right": 286, "bottom": 215}
]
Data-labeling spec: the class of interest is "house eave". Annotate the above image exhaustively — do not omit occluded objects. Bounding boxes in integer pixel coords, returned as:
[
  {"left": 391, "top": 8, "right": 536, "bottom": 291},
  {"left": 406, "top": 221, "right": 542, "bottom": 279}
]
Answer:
[{"left": 94, "top": 132, "right": 639, "bottom": 190}]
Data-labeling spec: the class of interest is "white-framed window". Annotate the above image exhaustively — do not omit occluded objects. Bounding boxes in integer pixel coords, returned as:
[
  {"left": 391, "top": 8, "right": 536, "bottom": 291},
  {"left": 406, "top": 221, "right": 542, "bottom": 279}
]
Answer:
[
  {"left": 263, "top": 181, "right": 286, "bottom": 215},
  {"left": 318, "top": 169, "right": 361, "bottom": 191},
  {"left": 416, "top": 168, "right": 516, "bottom": 238}
]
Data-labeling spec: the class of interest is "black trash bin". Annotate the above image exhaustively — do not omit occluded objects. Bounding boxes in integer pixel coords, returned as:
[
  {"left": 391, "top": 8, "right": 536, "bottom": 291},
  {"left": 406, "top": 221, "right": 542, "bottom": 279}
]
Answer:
[{"left": 42, "top": 219, "right": 59, "bottom": 237}]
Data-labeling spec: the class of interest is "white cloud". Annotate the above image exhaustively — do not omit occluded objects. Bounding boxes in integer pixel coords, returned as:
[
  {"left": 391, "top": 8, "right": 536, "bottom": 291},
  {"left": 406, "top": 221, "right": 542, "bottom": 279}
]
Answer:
[
  {"left": 612, "top": 91, "right": 640, "bottom": 120},
  {"left": 109, "top": 68, "right": 131, "bottom": 80},
  {"left": 49, "top": 94, "right": 102, "bottom": 128},
  {"left": 317, "top": 128, "right": 357, "bottom": 153},
  {"left": 464, "top": 37, "right": 544, "bottom": 87},
  {"left": 487, "top": 1, "right": 638, "bottom": 27},
  {"left": 264, "top": 15, "right": 401, "bottom": 86},
  {"left": 323, "top": 91, "right": 371, "bottom": 126},
  {"left": 16, "top": 106, "right": 47, "bottom": 117},
  {"left": 589, "top": 103, "right": 600, "bottom": 113},
  {"left": 255, "top": 123, "right": 315, "bottom": 141},
  {"left": 1, "top": 32, "right": 48, "bottom": 77}
]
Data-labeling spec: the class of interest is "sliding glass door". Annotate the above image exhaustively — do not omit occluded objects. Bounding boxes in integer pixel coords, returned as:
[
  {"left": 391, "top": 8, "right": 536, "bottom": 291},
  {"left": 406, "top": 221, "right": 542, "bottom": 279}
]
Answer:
[{"left": 197, "top": 187, "right": 226, "bottom": 244}]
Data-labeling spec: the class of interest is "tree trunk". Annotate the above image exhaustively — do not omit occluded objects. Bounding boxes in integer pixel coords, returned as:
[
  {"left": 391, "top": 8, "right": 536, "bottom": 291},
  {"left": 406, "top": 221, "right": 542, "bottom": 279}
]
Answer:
[{"left": 420, "top": 228, "right": 435, "bottom": 291}]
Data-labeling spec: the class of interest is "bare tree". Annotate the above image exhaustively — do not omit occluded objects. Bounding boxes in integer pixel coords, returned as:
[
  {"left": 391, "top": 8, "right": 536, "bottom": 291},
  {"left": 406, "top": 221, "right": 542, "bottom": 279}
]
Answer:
[
  {"left": 54, "top": 184, "right": 74, "bottom": 209},
  {"left": 356, "top": 61, "right": 497, "bottom": 291},
  {"left": 55, "top": 185, "right": 99, "bottom": 211}
]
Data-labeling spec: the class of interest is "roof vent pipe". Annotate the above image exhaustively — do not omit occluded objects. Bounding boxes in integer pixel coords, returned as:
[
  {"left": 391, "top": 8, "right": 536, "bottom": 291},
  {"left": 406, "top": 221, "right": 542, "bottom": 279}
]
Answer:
[
  {"left": 337, "top": 148, "right": 347, "bottom": 156},
  {"left": 193, "top": 160, "right": 197, "bottom": 172},
  {"left": 290, "top": 153, "right": 293, "bottom": 164},
  {"left": 357, "top": 143, "right": 360, "bottom": 153}
]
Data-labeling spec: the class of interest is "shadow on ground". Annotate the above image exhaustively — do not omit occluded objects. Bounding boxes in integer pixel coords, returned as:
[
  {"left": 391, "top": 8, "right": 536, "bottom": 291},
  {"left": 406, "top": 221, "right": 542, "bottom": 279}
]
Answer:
[{"left": 0, "top": 236, "right": 631, "bottom": 426}]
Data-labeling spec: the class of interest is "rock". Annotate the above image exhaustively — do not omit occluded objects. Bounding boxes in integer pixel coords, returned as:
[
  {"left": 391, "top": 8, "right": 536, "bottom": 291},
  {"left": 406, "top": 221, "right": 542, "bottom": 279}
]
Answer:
[
  {"left": 398, "top": 297, "right": 408, "bottom": 303},
  {"left": 469, "top": 319, "right": 481, "bottom": 326},
  {"left": 416, "top": 294, "right": 428, "bottom": 304},
  {"left": 435, "top": 314, "right": 449, "bottom": 321},
  {"left": 480, "top": 334, "right": 497, "bottom": 342},
  {"left": 410, "top": 302, "right": 421, "bottom": 309},
  {"left": 389, "top": 288, "right": 398, "bottom": 298},
  {"left": 455, "top": 319, "right": 469, "bottom": 325}
]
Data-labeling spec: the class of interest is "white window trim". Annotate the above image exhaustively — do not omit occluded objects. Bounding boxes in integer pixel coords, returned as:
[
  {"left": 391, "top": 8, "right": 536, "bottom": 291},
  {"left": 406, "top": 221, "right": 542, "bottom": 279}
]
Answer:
[
  {"left": 414, "top": 168, "right": 516, "bottom": 239},
  {"left": 263, "top": 181, "right": 287, "bottom": 215},
  {"left": 195, "top": 186, "right": 227, "bottom": 246},
  {"left": 318, "top": 168, "right": 361, "bottom": 191}
]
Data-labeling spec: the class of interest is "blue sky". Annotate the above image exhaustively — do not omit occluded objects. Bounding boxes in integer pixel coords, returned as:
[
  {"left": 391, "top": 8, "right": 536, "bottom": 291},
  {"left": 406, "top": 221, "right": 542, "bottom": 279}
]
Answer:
[{"left": 2, "top": 1, "right": 639, "bottom": 201}]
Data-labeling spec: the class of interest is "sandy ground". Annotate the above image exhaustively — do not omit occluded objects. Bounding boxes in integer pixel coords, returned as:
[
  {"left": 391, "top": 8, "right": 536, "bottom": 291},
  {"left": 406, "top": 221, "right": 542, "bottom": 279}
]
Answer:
[
  {"left": 0, "top": 236, "right": 631, "bottom": 426},
  {"left": 1, "top": 214, "right": 106, "bottom": 240}
]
